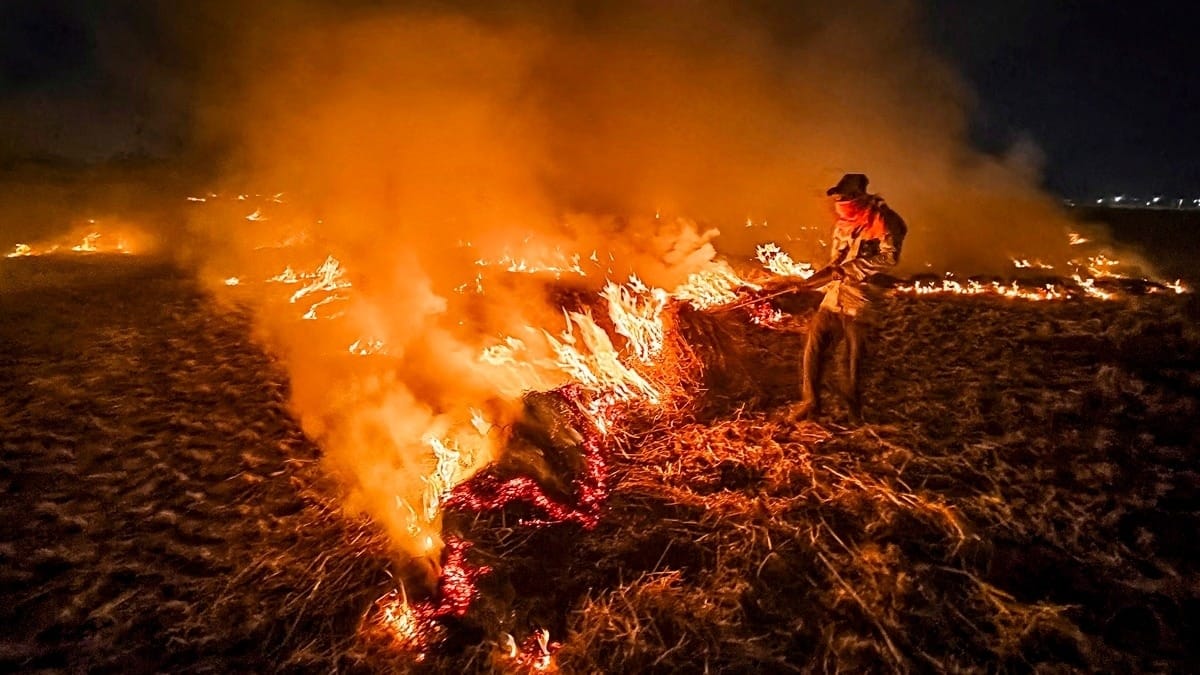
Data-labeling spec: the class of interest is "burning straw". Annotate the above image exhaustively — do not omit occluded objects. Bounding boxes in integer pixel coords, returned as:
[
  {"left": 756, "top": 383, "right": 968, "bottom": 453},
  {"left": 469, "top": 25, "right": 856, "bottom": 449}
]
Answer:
[{"left": 186, "top": 194, "right": 1192, "bottom": 669}]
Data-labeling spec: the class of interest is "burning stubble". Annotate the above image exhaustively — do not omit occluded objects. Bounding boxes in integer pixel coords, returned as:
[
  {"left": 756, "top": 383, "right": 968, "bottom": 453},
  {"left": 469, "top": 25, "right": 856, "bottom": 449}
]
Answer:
[{"left": 174, "top": 0, "right": 1119, "bottom": 566}]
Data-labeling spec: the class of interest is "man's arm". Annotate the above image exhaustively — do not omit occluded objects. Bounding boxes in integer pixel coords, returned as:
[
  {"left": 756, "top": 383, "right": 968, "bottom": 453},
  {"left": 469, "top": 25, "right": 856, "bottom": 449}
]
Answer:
[{"left": 793, "top": 221, "right": 852, "bottom": 287}]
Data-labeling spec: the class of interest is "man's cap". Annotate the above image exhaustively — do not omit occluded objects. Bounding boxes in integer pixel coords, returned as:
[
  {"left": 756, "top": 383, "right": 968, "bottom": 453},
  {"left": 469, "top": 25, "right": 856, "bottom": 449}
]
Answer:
[{"left": 826, "top": 173, "right": 869, "bottom": 198}]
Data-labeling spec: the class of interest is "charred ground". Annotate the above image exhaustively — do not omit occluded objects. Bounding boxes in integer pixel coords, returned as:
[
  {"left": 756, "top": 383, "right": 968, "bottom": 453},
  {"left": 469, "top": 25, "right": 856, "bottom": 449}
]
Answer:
[{"left": 1, "top": 254, "right": 1198, "bottom": 672}]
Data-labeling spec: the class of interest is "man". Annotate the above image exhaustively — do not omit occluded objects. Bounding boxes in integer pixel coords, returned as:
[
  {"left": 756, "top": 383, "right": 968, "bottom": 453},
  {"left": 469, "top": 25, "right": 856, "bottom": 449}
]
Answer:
[{"left": 785, "top": 173, "right": 906, "bottom": 423}]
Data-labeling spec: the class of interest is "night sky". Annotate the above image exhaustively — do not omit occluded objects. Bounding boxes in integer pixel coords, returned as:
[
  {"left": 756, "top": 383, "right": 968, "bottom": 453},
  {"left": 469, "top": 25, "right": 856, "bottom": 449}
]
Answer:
[
  {"left": 1, "top": 0, "right": 1197, "bottom": 200},
  {"left": 927, "top": 0, "right": 1199, "bottom": 199}
]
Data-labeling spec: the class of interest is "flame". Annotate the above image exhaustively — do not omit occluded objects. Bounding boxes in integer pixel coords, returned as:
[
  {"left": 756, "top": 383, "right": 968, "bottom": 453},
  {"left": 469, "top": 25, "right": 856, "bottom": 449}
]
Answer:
[
  {"left": 477, "top": 277, "right": 675, "bottom": 417},
  {"left": 749, "top": 232, "right": 1189, "bottom": 304},
  {"left": 502, "top": 628, "right": 560, "bottom": 672},
  {"left": 289, "top": 256, "right": 351, "bottom": 303},
  {"left": 259, "top": 255, "right": 356, "bottom": 320},
  {"left": 894, "top": 277, "right": 1069, "bottom": 301},
  {"left": 267, "top": 265, "right": 303, "bottom": 284},
  {"left": 602, "top": 276, "right": 668, "bottom": 363},
  {"left": 545, "top": 310, "right": 660, "bottom": 404},
  {"left": 469, "top": 408, "right": 493, "bottom": 436},
  {"left": 348, "top": 338, "right": 387, "bottom": 356},
  {"left": 421, "top": 436, "right": 473, "bottom": 522},
  {"left": 747, "top": 301, "right": 784, "bottom": 326},
  {"left": 756, "top": 242, "right": 815, "bottom": 278},
  {"left": 1069, "top": 275, "right": 1115, "bottom": 301},
  {"left": 671, "top": 262, "right": 754, "bottom": 310},
  {"left": 70, "top": 232, "right": 100, "bottom": 252},
  {"left": 1080, "top": 254, "right": 1124, "bottom": 279},
  {"left": 372, "top": 536, "right": 493, "bottom": 654},
  {"left": 475, "top": 251, "right": 590, "bottom": 278},
  {"left": 223, "top": 276, "right": 241, "bottom": 286},
  {"left": 375, "top": 588, "right": 441, "bottom": 657},
  {"left": 1012, "top": 258, "right": 1054, "bottom": 270},
  {"left": 300, "top": 294, "right": 346, "bottom": 320},
  {"left": 480, "top": 336, "right": 533, "bottom": 368},
  {"left": 5, "top": 229, "right": 141, "bottom": 257}
]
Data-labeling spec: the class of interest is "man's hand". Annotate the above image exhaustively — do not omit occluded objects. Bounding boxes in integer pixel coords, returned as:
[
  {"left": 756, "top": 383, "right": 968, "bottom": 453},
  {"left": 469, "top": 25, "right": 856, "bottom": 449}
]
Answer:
[{"left": 799, "top": 264, "right": 844, "bottom": 289}]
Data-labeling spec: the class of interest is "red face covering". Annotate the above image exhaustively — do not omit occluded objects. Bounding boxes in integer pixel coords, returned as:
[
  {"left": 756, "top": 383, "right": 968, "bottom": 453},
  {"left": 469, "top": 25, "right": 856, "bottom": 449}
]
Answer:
[
  {"left": 834, "top": 198, "right": 869, "bottom": 222},
  {"left": 834, "top": 197, "right": 886, "bottom": 240}
]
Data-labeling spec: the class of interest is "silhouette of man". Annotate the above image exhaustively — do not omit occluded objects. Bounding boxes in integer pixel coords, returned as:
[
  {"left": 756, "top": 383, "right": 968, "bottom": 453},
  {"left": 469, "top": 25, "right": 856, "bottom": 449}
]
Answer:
[{"left": 787, "top": 173, "right": 906, "bottom": 423}]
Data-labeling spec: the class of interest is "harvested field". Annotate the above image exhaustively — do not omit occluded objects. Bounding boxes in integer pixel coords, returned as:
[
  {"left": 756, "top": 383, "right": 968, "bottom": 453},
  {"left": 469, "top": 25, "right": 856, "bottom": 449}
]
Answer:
[{"left": 2, "top": 254, "right": 1198, "bottom": 672}]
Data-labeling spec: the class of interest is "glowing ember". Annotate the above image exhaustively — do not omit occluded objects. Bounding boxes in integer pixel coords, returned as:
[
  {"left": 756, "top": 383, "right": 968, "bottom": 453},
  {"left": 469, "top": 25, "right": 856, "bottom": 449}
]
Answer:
[
  {"left": 372, "top": 537, "right": 492, "bottom": 654},
  {"left": 747, "top": 301, "right": 785, "bottom": 326},
  {"left": 443, "top": 388, "right": 609, "bottom": 529},
  {"left": 6, "top": 244, "right": 32, "bottom": 258}
]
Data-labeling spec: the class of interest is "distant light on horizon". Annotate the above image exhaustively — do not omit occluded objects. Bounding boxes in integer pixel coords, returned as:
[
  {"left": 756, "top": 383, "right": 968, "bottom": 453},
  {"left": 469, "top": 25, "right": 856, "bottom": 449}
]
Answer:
[{"left": 1088, "top": 194, "right": 1200, "bottom": 210}]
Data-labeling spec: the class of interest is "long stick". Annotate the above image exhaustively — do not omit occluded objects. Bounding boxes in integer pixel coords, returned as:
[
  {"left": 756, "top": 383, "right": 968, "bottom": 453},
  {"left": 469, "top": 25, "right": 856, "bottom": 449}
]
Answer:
[{"left": 713, "top": 287, "right": 805, "bottom": 313}]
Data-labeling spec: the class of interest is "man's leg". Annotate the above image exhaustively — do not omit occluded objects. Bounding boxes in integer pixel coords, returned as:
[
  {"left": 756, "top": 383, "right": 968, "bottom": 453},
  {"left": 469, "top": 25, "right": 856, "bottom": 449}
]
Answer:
[
  {"left": 793, "top": 310, "right": 838, "bottom": 419},
  {"left": 841, "top": 314, "right": 866, "bottom": 423}
]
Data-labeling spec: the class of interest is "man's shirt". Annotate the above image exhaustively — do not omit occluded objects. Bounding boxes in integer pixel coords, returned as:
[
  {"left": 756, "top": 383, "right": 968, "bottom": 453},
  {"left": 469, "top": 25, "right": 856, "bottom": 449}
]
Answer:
[{"left": 819, "top": 196, "right": 906, "bottom": 316}]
